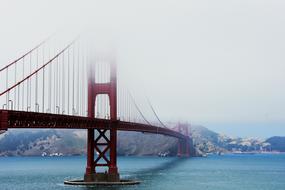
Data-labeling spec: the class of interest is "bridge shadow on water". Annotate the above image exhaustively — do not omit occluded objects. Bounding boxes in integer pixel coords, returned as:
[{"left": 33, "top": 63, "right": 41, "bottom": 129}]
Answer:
[{"left": 78, "top": 157, "right": 189, "bottom": 190}]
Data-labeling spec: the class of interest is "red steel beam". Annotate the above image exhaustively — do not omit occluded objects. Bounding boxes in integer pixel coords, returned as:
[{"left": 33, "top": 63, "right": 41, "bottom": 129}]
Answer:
[
  {"left": 117, "top": 121, "right": 186, "bottom": 139},
  {"left": 0, "top": 110, "right": 187, "bottom": 140}
]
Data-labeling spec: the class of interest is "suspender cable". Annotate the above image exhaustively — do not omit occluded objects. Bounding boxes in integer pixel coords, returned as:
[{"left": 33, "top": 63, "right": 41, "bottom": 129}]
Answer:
[
  {"left": 48, "top": 54, "right": 52, "bottom": 113},
  {"left": 128, "top": 91, "right": 131, "bottom": 121},
  {"left": 81, "top": 44, "right": 85, "bottom": 116},
  {"left": 29, "top": 53, "right": 32, "bottom": 111},
  {"left": 42, "top": 45, "right": 45, "bottom": 112},
  {"left": 54, "top": 47, "right": 57, "bottom": 113},
  {"left": 77, "top": 42, "right": 80, "bottom": 115},
  {"left": 36, "top": 48, "right": 38, "bottom": 111},
  {"left": 17, "top": 78, "right": 20, "bottom": 110},
  {"left": 22, "top": 58, "right": 24, "bottom": 111},
  {"left": 27, "top": 62, "right": 29, "bottom": 111},
  {"left": 124, "top": 90, "right": 125, "bottom": 121},
  {"left": 6, "top": 67, "right": 8, "bottom": 108},
  {"left": 57, "top": 45, "right": 61, "bottom": 114},
  {"left": 81, "top": 47, "right": 84, "bottom": 116},
  {"left": 67, "top": 48, "right": 70, "bottom": 115},
  {"left": 14, "top": 62, "right": 17, "bottom": 110},
  {"left": 47, "top": 42, "right": 50, "bottom": 112},
  {"left": 56, "top": 57, "right": 59, "bottom": 113},
  {"left": 128, "top": 89, "right": 133, "bottom": 119},
  {"left": 62, "top": 53, "right": 65, "bottom": 114},
  {"left": 42, "top": 67, "right": 45, "bottom": 112},
  {"left": 72, "top": 46, "right": 75, "bottom": 115}
]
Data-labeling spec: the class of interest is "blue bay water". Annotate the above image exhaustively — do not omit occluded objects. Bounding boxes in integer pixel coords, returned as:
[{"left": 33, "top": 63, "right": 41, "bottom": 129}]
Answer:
[{"left": 0, "top": 154, "right": 284, "bottom": 190}]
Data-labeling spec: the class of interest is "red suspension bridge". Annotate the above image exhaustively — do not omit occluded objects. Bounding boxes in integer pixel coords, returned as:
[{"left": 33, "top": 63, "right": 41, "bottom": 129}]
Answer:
[{"left": 0, "top": 36, "right": 191, "bottom": 184}]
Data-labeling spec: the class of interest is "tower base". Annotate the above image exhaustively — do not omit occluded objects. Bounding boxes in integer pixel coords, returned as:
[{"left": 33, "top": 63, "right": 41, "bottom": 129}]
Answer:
[
  {"left": 64, "top": 178, "right": 140, "bottom": 186},
  {"left": 65, "top": 172, "right": 140, "bottom": 186},
  {"left": 84, "top": 172, "right": 120, "bottom": 182}
]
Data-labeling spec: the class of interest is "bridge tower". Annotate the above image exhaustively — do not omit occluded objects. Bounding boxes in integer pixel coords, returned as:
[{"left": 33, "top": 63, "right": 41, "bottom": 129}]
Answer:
[
  {"left": 84, "top": 60, "right": 120, "bottom": 182},
  {"left": 176, "top": 123, "right": 191, "bottom": 157}
]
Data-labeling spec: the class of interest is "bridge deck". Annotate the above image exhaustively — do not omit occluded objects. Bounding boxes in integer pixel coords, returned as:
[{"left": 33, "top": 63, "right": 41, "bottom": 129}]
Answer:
[{"left": 0, "top": 110, "right": 186, "bottom": 139}]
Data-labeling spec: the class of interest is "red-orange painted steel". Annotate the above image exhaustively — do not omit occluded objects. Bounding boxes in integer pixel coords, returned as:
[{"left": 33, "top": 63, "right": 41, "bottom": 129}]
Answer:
[
  {"left": 0, "top": 110, "right": 8, "bottom": 131},
  {"left": 0, "top": 110, "right": 189, "bottom": 139},
  {"left": 0, "top": 110, "right": 189, "bottom": 140},
  {"left": 85, "top": 69, "right": 95, "bottom": 176},
  {"left": 175, "top": 123, "right": 191, "bottom": 157},
  {"left": 86, "top": 61, "right": 119, "bottom": 176}
]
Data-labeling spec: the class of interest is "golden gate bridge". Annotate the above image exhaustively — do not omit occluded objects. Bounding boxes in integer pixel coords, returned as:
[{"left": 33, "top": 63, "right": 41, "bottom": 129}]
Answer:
[{"left": 0, "top": 35, "right": 191, "bottom": 185}]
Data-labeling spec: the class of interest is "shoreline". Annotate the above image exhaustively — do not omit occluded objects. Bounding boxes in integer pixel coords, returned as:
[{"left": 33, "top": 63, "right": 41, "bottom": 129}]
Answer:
[{"left": 0, "top": 152, "right": 285, "bottom": 158}]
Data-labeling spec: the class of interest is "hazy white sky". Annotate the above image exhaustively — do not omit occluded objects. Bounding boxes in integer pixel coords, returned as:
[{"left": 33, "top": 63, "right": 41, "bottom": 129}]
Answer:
[{"left": 1, "top": 0, "right": 285, "bottom": 137}]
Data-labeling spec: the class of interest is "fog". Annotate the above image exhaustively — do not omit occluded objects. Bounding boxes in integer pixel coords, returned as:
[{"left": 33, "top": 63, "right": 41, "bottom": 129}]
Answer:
[{"left": 1, "top": 0, "right": 285, "bottom": 137}]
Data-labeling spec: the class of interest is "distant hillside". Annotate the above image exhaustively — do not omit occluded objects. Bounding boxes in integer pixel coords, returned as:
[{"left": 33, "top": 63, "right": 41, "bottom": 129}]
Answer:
[
  {"left": 0, "top": 129, "right": 195, "bottom": 156},
  {"left": 0, "top": 125, "right": 284, "bottom": 156},
  {"left": 266, "top": 137, "right": 285, "bottom": 152},
  {"left": 191, "top": 125, "right": 273, "bottom": 154},
  {"left": 0, "top": 130, "right": 86, "bottom": 156}
]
